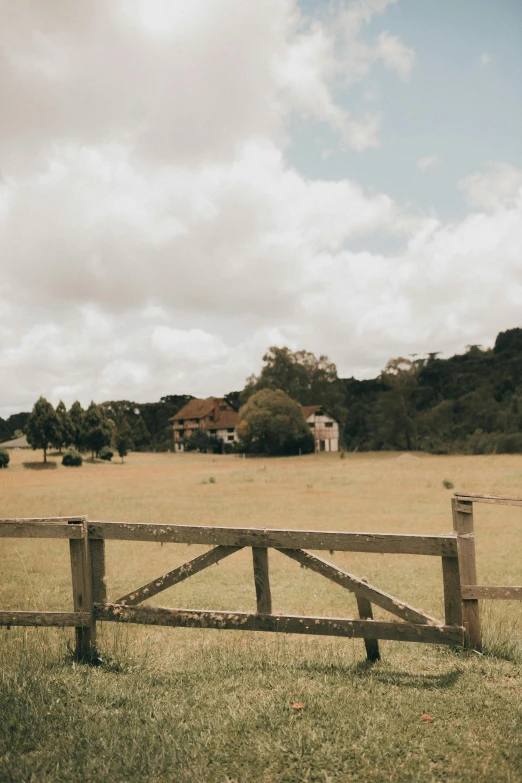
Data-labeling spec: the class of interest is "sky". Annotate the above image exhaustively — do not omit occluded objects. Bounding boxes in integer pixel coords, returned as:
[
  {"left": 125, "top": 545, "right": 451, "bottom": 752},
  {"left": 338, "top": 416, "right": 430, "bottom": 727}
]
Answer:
[{"left": 1, "top": 0, "right": 521, "bottom": 417}]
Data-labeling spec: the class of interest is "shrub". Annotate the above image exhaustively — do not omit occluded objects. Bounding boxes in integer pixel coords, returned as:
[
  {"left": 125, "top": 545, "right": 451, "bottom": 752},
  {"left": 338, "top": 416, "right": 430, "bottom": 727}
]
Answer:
[
  {"left": 99, "top": 446, "right": 114, "bottom": 461},
  {"left": 442, "top": 478, "right": 454, "bottom": 489},
  {"left": 183, "top": 430, "right": 222, "bottom": 453},
  {"left": 237, "top": 389, "right": 314, "bottom": 456},
  {"left": 0, "top": 448, "right": 10, "bottom": 469},
  {"left": 62, "top": 448, "right": 83, "bottom": 467}
]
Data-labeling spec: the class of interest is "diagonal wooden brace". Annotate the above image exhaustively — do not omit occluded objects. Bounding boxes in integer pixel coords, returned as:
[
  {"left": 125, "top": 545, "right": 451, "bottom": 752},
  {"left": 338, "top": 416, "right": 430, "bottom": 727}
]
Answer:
[
  {"left": 116, "top": 545, "right": 243, "bottom": 606},
  {"left": 277, "top": 548, "right": 439, "bottom": 625}
]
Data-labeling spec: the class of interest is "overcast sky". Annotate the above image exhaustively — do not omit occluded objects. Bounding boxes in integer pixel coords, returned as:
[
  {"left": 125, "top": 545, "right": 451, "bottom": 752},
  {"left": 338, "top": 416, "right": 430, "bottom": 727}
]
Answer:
[{"left": 1, "top": 0, "right": 521, "bottom": 416}]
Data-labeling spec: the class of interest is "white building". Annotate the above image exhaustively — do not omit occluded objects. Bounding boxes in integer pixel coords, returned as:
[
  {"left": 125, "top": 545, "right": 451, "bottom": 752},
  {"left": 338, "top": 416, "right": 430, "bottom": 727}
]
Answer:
[{"left": 302, "top": 406, "right": 340, "bottom": 452}]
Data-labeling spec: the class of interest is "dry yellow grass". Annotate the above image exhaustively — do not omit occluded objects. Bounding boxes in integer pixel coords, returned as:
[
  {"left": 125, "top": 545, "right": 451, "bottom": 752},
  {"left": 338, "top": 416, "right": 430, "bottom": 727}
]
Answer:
[
  {"left": 1, "top": 448, "right": 521, "bottom": 782},
  {"left": 1, "top": 447, "right": 520, "bottom": 633}
]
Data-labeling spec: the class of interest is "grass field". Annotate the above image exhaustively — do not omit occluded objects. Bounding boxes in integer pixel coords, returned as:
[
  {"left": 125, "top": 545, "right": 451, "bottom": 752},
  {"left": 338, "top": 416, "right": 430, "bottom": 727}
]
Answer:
[{"left": 1, "top": 448, "right": 521, "bottom": 782}]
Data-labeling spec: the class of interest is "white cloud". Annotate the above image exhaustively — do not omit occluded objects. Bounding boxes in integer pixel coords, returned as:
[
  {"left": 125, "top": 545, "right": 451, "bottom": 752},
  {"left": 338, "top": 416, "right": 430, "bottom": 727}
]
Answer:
[
  {"left": 0, "top": 1, "right": 519, "bottom": 417},
  {"left": 375, "top": 31, "right": 415, "bottom": 81},
  {"left": 459, "top": 163, "right": 522, "bottom": 211},
  {"left": 480, "top": 53, "right": 492, "bottom": 67},
  {"left": 417, "top": 156, "right": 440, "bottom": 171}
]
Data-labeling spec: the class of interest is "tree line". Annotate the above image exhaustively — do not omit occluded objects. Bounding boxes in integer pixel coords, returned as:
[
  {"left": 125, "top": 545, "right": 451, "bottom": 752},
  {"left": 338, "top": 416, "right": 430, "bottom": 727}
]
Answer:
[
  {"left": 2, "top": 327, "right": 521, "bottom": 457},
  {"left": 237, "top": 328, "right": 522, "bottom": 454}
]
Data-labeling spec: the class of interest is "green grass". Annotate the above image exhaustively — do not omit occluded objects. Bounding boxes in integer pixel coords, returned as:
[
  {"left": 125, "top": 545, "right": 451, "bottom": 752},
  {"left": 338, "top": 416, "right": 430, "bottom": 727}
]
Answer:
[{"left": 1, "top": 449, "right": 521, "bottom": 782}]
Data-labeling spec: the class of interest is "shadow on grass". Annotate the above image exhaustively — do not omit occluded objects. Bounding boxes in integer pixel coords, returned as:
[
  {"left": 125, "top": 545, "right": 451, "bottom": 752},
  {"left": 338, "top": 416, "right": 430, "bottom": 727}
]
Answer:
[
  {"left": 22, "top": 461, "right": 57, "bottom": 470},
  {"left": 352, "top": 660, "right": 464, "bottom": 689}
]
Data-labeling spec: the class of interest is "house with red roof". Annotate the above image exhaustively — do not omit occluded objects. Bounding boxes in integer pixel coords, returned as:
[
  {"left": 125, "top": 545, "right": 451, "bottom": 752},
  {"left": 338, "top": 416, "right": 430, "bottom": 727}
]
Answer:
[
  {"left": 170, "top": 397, "right": 238, "bottom": 452},
  {"left": 171, "top": 398, "right": 340, "bottom": 453}
]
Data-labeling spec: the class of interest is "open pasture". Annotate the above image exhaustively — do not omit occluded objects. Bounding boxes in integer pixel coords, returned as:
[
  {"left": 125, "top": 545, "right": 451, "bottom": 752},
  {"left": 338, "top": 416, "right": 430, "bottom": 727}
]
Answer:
[{"left": 1, "top": 449, "right": 521, "bottom": 782}]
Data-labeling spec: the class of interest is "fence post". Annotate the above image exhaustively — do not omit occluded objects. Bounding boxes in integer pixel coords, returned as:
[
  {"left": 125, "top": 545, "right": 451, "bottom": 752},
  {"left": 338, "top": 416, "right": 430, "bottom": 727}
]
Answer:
[
  {"left": 452, "top": 498, "right": 481, "bottom": 650},
  {"left": 90, "top": 532, "right": 107, "bottom": 606},
  {"left": 252, "top": 547, "right": 272, "bottom": 614},
  {"left": 441, "top": 554, "right": 463, "bottom": 629},
  {"left": 69, "top": 519, "right": 95, "bottom": 661},
  {"left": 356, "top": 579, "right": 380, "bottom": 662}
]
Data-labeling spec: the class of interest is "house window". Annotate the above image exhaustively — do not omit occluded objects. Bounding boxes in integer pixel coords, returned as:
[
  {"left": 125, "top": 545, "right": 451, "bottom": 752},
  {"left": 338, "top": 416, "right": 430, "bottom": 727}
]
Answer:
[
  {"left": 228, "top": 435, "right": 234, "bottom": 441},
  {"left": 220, "top": 404, "right": 228, "bottom": 411},
  {"left": 178, "top": 420, "right": 184, "bottom": 425},
  {"left": 325, "top": 422, "right": 333, "bottom": 428},
  {"left": 227, "top": 428, "right": 234, "bottom": 433},
  {"left": 309, "top": 423, "right": 314, "bottom": 428},
  {"left": 179, "top": 430, "right": 185, "bottom": 437}
]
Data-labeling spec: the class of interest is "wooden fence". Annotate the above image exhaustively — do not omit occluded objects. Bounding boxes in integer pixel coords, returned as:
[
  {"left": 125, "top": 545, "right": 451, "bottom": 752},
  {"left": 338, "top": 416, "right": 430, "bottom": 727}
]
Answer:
[
  {"left": 0, "top": 493, "right": 520, "bottom": 662},
  {"left": 452, "top": 492, "right": 522, "bottom": 650}
]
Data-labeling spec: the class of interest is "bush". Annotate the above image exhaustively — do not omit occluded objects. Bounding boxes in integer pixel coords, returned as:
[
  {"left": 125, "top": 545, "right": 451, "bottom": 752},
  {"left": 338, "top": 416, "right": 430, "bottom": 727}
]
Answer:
[
  {"left": 183, "top": 430, "right": 222, "bottom": 453},
  {"left": 62, "top": 448, "right": 83, "bottom": 467},
  {"left": 99, "top": 446, "right": 114, "bottom": 461},
  {"left": 0, "top": 448, "right": 10, "bottom": 469},
  {"left": 496, "top": 433, "right": 522, "bottom": 454},
  {"left": 237, "top": 389, "right": 314, "bottom": 456}
]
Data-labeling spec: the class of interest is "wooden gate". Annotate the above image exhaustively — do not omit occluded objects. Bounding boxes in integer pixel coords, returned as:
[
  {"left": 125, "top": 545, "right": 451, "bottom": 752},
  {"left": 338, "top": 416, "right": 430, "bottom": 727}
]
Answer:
[{"left": 0, "top": 517, "right": 465, "bottom": 662}]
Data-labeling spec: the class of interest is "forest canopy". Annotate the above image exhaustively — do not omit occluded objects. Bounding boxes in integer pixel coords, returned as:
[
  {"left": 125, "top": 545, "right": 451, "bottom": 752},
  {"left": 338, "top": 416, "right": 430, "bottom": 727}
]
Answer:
[{"left": 2, "top": 328, "right": 521, "bottom": 455}]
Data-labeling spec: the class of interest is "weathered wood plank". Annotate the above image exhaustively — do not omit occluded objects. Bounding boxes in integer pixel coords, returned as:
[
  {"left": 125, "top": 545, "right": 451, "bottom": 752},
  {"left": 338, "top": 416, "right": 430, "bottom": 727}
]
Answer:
[
  {"left": 0, "top": 522, "right": 83, "bottom": 539},
  {"left": 0, "top": 516, "right": 86, "bottom": 523},
  {"left": 0, "top": 611, "right": 90, "bottom": 627},
  {"left": 452, "top": 498, "right": 481, "bottom": 650},
  {"left": 277, "top": 548, "right": 439, "bottom": 625},
  {"left": 90, "top": 538, "right": 107, "bottom": 604},
  {"left": 252, "top": 547, "right": 272, "bottom": 614},
  {"left": 69, "top": 521, "right": 95, "bottom": 659},
  {"left": 461, "top": 585, "right": 522, "bottom": 600},
  {"left": 442, "top": 556, "right": 463, "bottom": 627},
  {"left": 88, "top": 522, "right": 457, "bottom": 556},
  {"left": 116, "top": 545, "right": 242, "bottom": 606},
  {"left": 455, "top": 493, "right": 522, "bottom": 507},
  {"left": 356, "top": 583, "right": 380, "bottom": 662},
  {"left": 94, "top": 604, "right": 464, "bottom": 646}
]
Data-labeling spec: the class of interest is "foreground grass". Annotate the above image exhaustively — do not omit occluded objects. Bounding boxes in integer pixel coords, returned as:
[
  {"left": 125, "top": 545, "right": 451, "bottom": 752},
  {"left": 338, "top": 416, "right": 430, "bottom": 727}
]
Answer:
[
  {"left": 1, "top": 449, "right": 521, "bottom": 781},
  {"left": 1, "top": 631, "right": 521, "bottom": 783}
]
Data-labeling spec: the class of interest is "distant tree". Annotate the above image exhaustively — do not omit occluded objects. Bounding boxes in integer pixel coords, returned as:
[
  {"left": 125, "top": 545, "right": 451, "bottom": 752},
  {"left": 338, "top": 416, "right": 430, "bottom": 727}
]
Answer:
[
  {"left": 224, "top": 391, "right": 241, "bottom": 410},
  {"left": 6, "top": 412, "right": 30, "bottom": 436},
  {"left": 115, "top": 416, "right": 134, "bottom": 463},
  {"left": 69, "top": 401, "right": 85, "bottom": 451},
  {"left": 374, "top": 357, "right": 425, "bottom": 451},
  {"left": 0, "top": 448, "right": 9, "bottom": 469},
  {"left": 82, "top": 402, "right": 112, "bottom": 459},
  {"left": 242, "top": 346, "right": 346, "bottom": 424},
  {"left": 54, "top": 400, "right": 74, "bottom": 452},
  {"left": 26, "top": 396, "right": 61, "bottom": 463},
  {"left": 237, "top": 388, "right": 314, "bottom": 456},
  {"left": 102, "top": 396, "right": 193, "bottom": 452},
  {"left": 132, "top": 416, "right": 151, "bottom": 451},
  {"left": 0, "top": 418, "right": 11, "bottom": 442}
]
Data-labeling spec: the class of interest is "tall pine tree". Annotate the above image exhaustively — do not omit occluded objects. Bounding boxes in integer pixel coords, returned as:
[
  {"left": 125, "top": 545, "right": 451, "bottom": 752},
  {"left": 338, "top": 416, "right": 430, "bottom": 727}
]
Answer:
[{"left": 26, "top": 397, "right": 61, "bottom": 463}]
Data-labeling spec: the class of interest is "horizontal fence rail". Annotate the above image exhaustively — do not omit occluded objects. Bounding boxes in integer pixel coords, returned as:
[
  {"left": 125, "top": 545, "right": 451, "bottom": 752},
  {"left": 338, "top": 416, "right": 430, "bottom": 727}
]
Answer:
[
  {"left": 95, "top": 605, "right": 464, "bottom": 646},
  {"left": 87, "top": 521, "right": 458, "bottom": 556}
]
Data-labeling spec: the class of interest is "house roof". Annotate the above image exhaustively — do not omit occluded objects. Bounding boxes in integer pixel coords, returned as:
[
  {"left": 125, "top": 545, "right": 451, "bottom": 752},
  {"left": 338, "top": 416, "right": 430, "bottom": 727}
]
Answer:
[
  {"left": 207, "top": 410, "right": 239, "bottom": 430},
  {"left": 301, "top": 405, "right": 324, "bottom": 418},
  {"left": 170, "top": 398, "right": 218, "bottom": 421},
  {"left": 301, "top": 405, "right": 339, "bottom": 423},
  {"left": 170, "top": 397, "right": 237, "bottom": 422}
]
